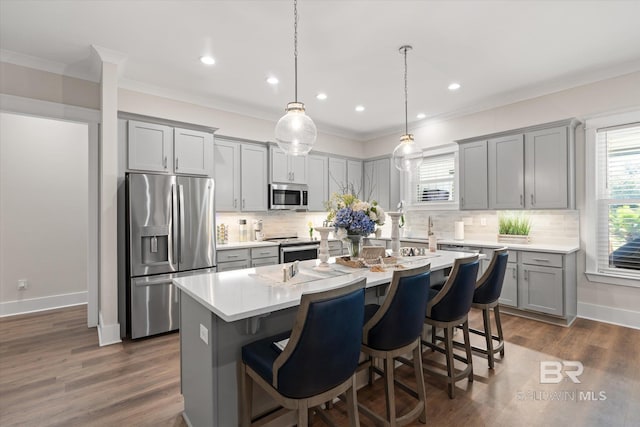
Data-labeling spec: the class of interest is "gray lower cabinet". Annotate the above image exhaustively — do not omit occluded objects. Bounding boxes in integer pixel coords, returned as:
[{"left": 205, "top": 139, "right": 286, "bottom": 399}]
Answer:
[
  {"left": 499, "top": 262, "right": 518, "bottom": 308},
  {"left": 217, "top": 246, "right": 279, "bottom": 272},
  {"left": 518, "top": 264, "right": 564, "bottom": 315}
]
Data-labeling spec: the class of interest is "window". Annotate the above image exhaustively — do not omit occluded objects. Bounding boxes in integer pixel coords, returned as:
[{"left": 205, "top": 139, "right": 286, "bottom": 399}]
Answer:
[
  {"left": 406, "top": 145, "right": 458, "bottom": 209},
  {"left": 586, "top": 111, "right": 640, "bottom": 286}
]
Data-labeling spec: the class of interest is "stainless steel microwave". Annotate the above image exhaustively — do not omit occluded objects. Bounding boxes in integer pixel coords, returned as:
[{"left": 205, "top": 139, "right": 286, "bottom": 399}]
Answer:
[{"left": 269, "top": 183, "right": 308, "bottom": 210}]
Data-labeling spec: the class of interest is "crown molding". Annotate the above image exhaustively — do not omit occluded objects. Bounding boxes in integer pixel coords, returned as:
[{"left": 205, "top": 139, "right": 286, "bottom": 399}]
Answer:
[{"left": 0, "top": 48, "right": 98, "bottom": 82}]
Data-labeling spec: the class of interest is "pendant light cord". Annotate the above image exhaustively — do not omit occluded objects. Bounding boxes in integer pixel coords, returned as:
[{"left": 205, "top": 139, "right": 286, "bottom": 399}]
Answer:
[
  {"left": 294, "top": 0, "right": 298, "bottom": 103},
  {"left": 403, "top": 46, "right": 408, "bottom": 136}
]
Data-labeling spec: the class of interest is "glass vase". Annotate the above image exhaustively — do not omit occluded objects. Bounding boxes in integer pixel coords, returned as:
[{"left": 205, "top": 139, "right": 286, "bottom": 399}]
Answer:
[{"left": 346, "top": 234, "right": 363, "bottom": 259}]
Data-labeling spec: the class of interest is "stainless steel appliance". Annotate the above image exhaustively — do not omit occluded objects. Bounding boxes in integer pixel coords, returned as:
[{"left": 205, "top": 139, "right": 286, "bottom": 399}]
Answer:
[
  {"left": 269, "top": 183, "right": 308, "bottom": 210},
  {"left": 125, "top": 173, "right": 216, "bottom": 338},
  {"left": 265, "top": 235, "right": 319, "bottom": 263}
]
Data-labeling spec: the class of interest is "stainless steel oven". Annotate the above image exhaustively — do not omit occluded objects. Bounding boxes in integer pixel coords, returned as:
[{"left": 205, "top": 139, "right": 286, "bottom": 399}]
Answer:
[
  {"left": 269, "top": 183, "right": 308, "bottom": 210},
  {"left": 280, "top": 243, "right": 319, "bottom": 263}
]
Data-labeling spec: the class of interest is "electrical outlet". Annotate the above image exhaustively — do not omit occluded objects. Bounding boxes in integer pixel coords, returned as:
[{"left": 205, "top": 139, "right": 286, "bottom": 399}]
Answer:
[
  {"left": 480, "top": 217, "right": 487, "bottom": 226},
  {"left": 18, "top": 279, "right": 28, "bottom": 291},
  {"left": 199, "top": 324, "right": 209, "bottom": 345}
]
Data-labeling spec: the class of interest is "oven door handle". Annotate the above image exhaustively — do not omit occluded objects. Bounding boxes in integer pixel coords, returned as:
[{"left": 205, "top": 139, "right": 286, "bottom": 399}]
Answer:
[{"left": 281, "top": 244, "right": 319, "bottom": 252}]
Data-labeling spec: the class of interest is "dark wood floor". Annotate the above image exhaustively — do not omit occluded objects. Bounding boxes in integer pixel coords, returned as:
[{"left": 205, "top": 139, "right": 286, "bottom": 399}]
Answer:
[{"left": 1, "top": 305, "right": 639, "bottom": 426}]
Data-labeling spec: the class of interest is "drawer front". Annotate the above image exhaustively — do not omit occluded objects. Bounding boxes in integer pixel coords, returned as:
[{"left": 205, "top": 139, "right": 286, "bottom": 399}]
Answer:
[
  {"left": 217, "top": 259, "right": 250, "bottom": 272},
  {"left": 484, "top": 248, "right": 518, "bottom": 263},
  {"left": 217, "top": 248, "right": 250, "bottom": 263},
  {"left": 521, "top": 251, "right": 563, "bottom": 268},
  {"left": 507, "top": 250, "right": 518, "bottom": 263},
  {"left": 251, "top": 256, "right": 279, "bottom": 267},
  {"left": 328, "top": 241, "right": 342, "bottom": 251},
  {"left": 251, "top": 246, "right": 279, "bottom": 259}
]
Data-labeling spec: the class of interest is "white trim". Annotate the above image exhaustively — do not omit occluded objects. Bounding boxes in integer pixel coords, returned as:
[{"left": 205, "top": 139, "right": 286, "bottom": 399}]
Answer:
[
  {"left": 0, "top": 292, "right": 87, "bottom": 317},
  {"left": 97, "top": 312, "right": 122, "bottom": 346},
  {"left": 585, "top": 271, "right": 640, "bottom": 288},
  {"left": 578, "top": 302, "right": 640, "bottom": 330},
  {"left": 0, "top": 48, "right": 99, "bottom": 82},
  {"left": 0, "top": 94, "right": 101, "bottom": 327}
]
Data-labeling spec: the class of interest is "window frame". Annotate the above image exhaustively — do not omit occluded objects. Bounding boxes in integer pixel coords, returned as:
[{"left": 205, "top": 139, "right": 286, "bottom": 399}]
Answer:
[
  {"left": 403, "top": 143, "right": 459, "bottom": 211},
  {"left": 585, "top": 110, "right": 640, "bottom": 288}
]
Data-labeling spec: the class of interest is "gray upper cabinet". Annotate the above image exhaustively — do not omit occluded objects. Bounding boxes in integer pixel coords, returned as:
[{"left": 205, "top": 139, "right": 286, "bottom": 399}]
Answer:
[
  {"left": 459, "top": 140, "right": 488, "bottom": 210},
  {"left": 458, "top": 119, "right": 578, "bottom": 210},
  {"left": 128, "top": 120, "right": 173, "bottom": 173},
  {"left": 127, "top": 120, "right": 213, "bottom": 176},
  {"left": 488, "top": 134, "right": 525, "bottom": 209},
  {"left": 525, "top": 126, "right": 569, "bottom": 209},
  {"left": 347, "top": 160, "right": 363, "bottom": 196},
  {"left": 307, "top": 154, "right": 329, "bottom": 211},
  {"left": 270, "top": 146, "right": 307, "bottom": 184},
  {"left": 364, "top": 158, "right": 398, "bottom": 210},
  {"left": 328, "top": 157, "right": 347, "bottom": 196},
  {"left": 241, "top": 144, "right": 268, "bottom": 211},
  {"left": 174, "top": 127, "right": 214, "bottom": 176},
  {"left": 214, "top": 139, "right": 241, "bottom": 211}
]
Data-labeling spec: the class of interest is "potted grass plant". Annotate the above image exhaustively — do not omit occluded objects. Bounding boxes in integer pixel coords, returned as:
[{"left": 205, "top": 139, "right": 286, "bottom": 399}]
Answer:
[{"left": 498, "top": 214, "right": 532, "bottom": 243}]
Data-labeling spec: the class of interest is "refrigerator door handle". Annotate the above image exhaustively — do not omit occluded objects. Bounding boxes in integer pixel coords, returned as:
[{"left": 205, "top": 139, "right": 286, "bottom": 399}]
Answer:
[
  {"left": 178, "top": 184, "right": 185, "bottom": 265},
  {"left": 171, "top": 183, "right": 179, "bottom": 270}
]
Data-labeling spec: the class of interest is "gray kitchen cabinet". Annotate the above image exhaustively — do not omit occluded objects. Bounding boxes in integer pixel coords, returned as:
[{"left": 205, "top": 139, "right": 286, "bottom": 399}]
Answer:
[
  {"left": 347, "top": 160, "right": 363, "bottom": 196},
  {"left": 174, "top": 127, "right": 214, "bottom": 176},
  {"left": 458, "top": 140, "right": 488, "bottom": 210},
  {"left": 127, "top": 120, "right": 214, "bottom": 176},
  {"left": 214, "top": 139, "right": 241, "bottom": 211},
  {"left": 488, "top": 134, "right": 524, "bottom": 209},
  {"left": 270, "top": 146, "right": 307, "bottom": 184},
  {"left": 307, "top": 154, "right": 329, "bottom": 211},
  {"left": 364, "top": 157, "right": 399, "bottom": 211},
  {"left": 498, "top": 251, "right": 518, "bottom": 307},
  {"left": 250, "top": 246, "right": 279, "bottom": 267},
  {"left": 241, "top": 144, "right": 268, "bottom": 211},
  {"left": 328, "top": 157, "right": 347, "bottom": 196},
  {"left": 525, "top": 126, "right": 569, "bottom": 209},
  {"left": 127, "top": 120, "right": 174, "bottom": 173},
  {"left": 217, "top": 245, "right": 279, "bottom": 271}
]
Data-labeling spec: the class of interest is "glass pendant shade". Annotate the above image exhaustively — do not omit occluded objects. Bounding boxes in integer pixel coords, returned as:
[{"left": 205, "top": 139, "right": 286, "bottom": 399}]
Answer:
[
  {"left": 275, "top": 102, "right": 317, "bottom": 156},
  {"left": 392, "top": 134, "right": 423, "bottom": 172}
]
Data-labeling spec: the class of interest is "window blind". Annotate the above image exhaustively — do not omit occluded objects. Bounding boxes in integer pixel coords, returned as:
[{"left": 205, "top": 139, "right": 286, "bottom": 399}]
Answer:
[
  {"left": 596, "top": 123, "right": 640, "bottom": 277},
  {"left": 412, "top": 153, "right": 455, "bottom": 203}
]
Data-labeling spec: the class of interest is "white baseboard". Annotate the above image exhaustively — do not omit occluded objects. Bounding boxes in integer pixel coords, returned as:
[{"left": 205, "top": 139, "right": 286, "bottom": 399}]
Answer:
[
  {"left": 578, "top": 302, "right": 640, "bottom": 330},
  {"left": 0, "top": 291, "right": 87, "bottom": 317},
  {"left": 97, "top": 312, "right": 121, "bottom": 346}
]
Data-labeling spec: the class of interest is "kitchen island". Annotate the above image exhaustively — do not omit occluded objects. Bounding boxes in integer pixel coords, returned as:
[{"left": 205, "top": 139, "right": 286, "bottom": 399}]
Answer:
[{"left": 173, "top": 250, "right": 475, "bottom": 427}]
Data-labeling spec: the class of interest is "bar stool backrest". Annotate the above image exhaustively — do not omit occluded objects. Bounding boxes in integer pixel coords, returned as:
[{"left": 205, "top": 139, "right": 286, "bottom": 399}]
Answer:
[
  {"left": 427, "top": 255, "right": 479, "bottom": 321},
  {"left": 363, "top": 264, "right": 431, "bottom": 351},
  {"left": 474, "top": 248, "right": 509, "bottom": 304},
  {"left": 272, "top": 278, "right": 366, "bottom": 399}
]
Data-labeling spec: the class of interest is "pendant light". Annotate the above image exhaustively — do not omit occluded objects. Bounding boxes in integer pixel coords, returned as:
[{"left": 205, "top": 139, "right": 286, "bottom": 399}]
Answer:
[
  {"left": 274, "top": 0, "right": 317, "bottom": 156},
  {"left": 392, "top": 45, "right": 423, "bottom": 172}
]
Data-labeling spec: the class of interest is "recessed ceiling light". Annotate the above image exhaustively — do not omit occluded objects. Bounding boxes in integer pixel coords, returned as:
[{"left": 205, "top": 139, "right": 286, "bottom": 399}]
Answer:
[
  {"left": 448, "top": 82, "right": 461, "bottom": 91},
  {"left": 200, "top": 56, "right": 215, "bottom": 65},
  {"left": 416, "top": 113, "right": 427, "bottom": 119},
  {"left": 355, "top": 105, "right": 365, "bottom": 112},
  {"left": 266, "top": 76, "right": 279, "bottom": 85},
  {"left": 316, "top": 93, "right": 327, "bottom": 100}
]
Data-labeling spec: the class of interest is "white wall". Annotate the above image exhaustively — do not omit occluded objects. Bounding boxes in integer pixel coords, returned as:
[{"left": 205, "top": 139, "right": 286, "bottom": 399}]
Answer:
[
  {"left": 118, "top": 88, "right": 365, "bottom": 158},
  {"left": 0, "top": 112, "right": 88, "bottom": 314},
  {"left": 365, "top": 71, "right": 640, "bottom": 326}
]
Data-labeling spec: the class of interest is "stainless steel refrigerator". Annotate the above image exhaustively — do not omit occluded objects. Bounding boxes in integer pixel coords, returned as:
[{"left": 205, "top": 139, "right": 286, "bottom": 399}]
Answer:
[{"left": 125, "top": 172, "right": 216, "bottom": 338}]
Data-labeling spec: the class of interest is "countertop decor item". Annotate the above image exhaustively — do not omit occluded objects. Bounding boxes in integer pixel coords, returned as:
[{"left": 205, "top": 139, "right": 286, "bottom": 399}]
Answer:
[
  {"left": 325, "top": 192, "right": 386, "bottom": 258},
  {"left": 498, "top": 214, "right": 532, "bottom": 243},
  {"left": 274, "top": 0, "right": 317, "bottom": 156},
  {"left": 314, "top": 226, "right": 333, "bottom": 270},
  {"left": 391, "top": 45, "right": 423, "bottom": 173}
]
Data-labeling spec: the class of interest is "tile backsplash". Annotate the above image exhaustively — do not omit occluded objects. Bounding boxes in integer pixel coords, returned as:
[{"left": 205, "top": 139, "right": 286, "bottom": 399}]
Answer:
[{"left": 216, "top": 209, "right": 579, "bottom": 246}]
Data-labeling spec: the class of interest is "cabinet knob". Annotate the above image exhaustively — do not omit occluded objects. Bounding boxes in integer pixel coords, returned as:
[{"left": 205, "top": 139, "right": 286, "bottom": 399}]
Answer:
[
  {"left": 242, "top": 199, "right": 246, "bottom": 209},
  {"left": 531, "top": 194, "right": 535, "bottom": 205},
  {"left": 175, "top": 157, "right": 179, "bottom": 170},
  {"left": 234, "top": 199, "right": 237, "bottom": 208},
  {"left": 164, "top": 156, "right": 168, "bottom": 168},
  {"left": 520, "top": 194, "right": 523, "bottom": 206}
]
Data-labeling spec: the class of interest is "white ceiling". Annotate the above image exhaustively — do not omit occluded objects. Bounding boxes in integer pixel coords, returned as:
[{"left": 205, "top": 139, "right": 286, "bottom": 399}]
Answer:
[{"left": 1, "top": 0, "right": 640, "bottom": 140}]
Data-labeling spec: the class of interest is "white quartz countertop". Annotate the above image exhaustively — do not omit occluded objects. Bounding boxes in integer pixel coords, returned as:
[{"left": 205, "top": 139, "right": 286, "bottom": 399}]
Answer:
[
  {"left": 216, "top": 241, "right": 279, "bottom": 250},
  {"left": 397, "top": 237, "right": 579, "bottom": 254},
  {"left": 174, "top": 250, "right": 477, "bottom": 322}
]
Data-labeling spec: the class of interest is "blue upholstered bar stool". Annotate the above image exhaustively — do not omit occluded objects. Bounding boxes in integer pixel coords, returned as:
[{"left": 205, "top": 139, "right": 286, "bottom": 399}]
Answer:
[
  {"left": 422, "top": 255, "right": 479, "bottom": 399},
  {"left": 239, "top": 278, "right": 365, "bottom": 427},
  {"left": 469, "top": 247, "right": 509, "bottom": 369},
  {"left": 359, "top": 264, "right": 431, "bottom": 426}
]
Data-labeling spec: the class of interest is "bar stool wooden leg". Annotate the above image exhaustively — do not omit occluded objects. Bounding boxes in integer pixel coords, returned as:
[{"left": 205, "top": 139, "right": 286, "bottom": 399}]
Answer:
[
  {"left": 384, "top": 355, "right": 397, "bottom": 425},
  {"left": 494, "top": 305, "right": 505, "bottom": 357},
  {"left": 297, "top": 401, "right": 309, "bottom": 426},
  {"left": 482, "top": 308, "right": 495, "bottom": 369},
  {"left": 431, "top": 325, "right": 437, "bottom": 349},
  {"left": 239, "top": 362, "right": 252, "bottom": 427},
  {"left": 345, "top": 376, "right": 360, "bottom": 427},
  {"left": 413, "top": 344, "right": 427, "bottom": 423},
  {"left": 444, "top": 326, "right": 455, "bottom": 399}
]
